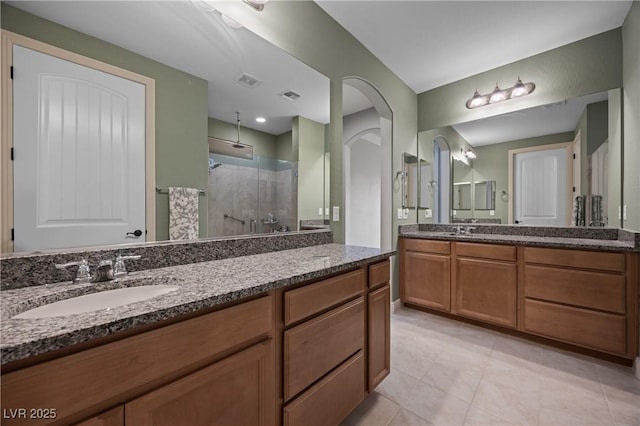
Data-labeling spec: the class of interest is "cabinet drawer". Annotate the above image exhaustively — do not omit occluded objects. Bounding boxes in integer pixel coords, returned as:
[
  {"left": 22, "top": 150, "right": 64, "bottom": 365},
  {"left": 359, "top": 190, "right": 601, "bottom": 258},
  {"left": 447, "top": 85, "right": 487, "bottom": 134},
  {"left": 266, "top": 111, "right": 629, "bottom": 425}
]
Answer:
[
  {"left": 524, "top": 247, "right": 625, "bottom": 272},
  {"left": 524, "top": 265, "right": 626, "bottom": 314},
  {"left": 284, "top": 298, "right": 364, "bottom": 401},
  {"left": 283, "top": 352, "right": 365, "bottom": 426},
  {"left": 403, "top": 238, "right": 450, "bottom": 254},
  {"left": 1, "top": 296, "right": 274, "bottom": 426},
  {"left": 369, "top": 260, "right": 390, "bottom": 289},
  {"left": 523, "top": 299, "right": 626, "bottom": 355},
  {"left": 455, "top": 242, "right": 516, "bottom": 262},
  {"left": 284, "top": 269, "right": 364, "bottom": 325}
]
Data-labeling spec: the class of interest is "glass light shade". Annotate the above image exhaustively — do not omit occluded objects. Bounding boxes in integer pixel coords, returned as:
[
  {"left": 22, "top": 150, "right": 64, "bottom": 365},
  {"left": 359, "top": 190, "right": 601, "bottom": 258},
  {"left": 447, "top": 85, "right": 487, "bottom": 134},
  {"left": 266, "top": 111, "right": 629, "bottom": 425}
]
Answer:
[
  {"left": 466, "top": 90, "right": 487, "bottom": 109},
  {"left": 465, "top": 148, "right": 477, "bottom": 159},
  {"left": 510, "top": 78, "right": 528, "bottom": 97},
  {"left": 489, "top": 85, "right": 506, "bottom": 103},
  {"left": 256, "top": 117, "right": 266, "bottom": 123}
]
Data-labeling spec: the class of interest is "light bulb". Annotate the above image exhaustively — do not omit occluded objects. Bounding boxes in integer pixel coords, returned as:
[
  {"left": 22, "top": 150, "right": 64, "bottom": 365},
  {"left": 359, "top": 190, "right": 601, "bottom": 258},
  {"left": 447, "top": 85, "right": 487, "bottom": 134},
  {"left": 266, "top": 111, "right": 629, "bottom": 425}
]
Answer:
[
  {"left": 510, "top": 78, "right": 528, "bottom": 97},
  {"left": 489, "top": 85, "right": 506, "bottom": 103}
]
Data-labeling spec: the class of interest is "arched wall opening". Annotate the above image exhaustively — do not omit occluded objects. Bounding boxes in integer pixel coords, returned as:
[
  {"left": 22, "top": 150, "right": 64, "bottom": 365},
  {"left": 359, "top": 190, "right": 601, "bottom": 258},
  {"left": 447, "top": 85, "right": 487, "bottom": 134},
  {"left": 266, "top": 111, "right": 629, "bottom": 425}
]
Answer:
[{"left": 342, "top": 78, "right": 392, "bottom": 250}]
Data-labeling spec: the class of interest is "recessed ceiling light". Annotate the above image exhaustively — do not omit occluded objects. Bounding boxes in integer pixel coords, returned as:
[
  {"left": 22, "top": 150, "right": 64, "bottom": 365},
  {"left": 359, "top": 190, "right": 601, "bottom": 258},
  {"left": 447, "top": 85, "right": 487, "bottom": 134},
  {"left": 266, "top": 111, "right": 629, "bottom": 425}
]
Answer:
[{"left": 256, "top": 117, "right": 266, "bottom": 123}]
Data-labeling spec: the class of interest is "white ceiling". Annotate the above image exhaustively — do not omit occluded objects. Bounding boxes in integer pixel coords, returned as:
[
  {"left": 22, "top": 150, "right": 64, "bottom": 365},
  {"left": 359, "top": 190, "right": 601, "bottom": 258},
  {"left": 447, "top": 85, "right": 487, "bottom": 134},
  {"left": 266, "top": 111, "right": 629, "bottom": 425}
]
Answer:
[
  {"left": 7, "top": 0, "right": 330, "bottom": 136},
  {"left": 316, "top": 0, "right": 633, "bottom": 94}
]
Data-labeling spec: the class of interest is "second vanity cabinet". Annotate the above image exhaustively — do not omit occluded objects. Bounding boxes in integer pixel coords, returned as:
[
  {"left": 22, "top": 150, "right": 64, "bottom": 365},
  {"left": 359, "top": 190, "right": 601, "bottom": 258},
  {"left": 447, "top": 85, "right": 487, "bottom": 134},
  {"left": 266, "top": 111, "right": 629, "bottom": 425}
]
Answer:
[{"left": 400, "top": 237, "right": 639, "bottom": 362}]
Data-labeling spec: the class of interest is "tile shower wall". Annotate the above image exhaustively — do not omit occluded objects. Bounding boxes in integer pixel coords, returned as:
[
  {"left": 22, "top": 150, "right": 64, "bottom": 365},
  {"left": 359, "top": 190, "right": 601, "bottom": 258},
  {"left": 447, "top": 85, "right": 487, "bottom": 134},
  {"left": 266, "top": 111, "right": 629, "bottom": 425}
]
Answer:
[{"left": 208, "top": 154, "right": 297, "bottom": 237}]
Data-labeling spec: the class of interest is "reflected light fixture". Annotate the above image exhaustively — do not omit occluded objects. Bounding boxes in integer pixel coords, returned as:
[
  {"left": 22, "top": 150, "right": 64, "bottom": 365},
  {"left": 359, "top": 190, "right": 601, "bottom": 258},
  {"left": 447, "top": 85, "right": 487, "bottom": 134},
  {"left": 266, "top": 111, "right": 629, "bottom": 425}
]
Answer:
[
  {"left": 466, "top": 77, "right": 535, "bottom": 109},
  {"left": 460, "top": 147, "right": 477, "bottom": 160},
  {"left": 243, "top": 0, "right": 268, "bottom": 11},
  {"left": 256, "top": 117, "right": 266, "bottom": 123}
]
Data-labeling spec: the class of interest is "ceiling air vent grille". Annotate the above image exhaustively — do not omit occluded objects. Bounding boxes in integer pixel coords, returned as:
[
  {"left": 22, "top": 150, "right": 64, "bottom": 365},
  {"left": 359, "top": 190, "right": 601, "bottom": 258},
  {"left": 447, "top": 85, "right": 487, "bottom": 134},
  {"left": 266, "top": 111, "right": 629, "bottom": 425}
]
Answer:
[
  {"left": 279, "top": 90, "right": 301, "bottom": 101},
  {"left": 235, "top": 72, "right": 262, "bottom": 88}
]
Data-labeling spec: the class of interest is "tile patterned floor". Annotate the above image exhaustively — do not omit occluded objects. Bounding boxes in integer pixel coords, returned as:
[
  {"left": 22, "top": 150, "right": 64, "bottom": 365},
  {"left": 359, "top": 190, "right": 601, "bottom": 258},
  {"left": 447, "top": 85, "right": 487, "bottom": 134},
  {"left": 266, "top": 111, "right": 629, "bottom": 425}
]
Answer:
[{"left": 342, "top": 307, "right": 640, "bottom": 426}]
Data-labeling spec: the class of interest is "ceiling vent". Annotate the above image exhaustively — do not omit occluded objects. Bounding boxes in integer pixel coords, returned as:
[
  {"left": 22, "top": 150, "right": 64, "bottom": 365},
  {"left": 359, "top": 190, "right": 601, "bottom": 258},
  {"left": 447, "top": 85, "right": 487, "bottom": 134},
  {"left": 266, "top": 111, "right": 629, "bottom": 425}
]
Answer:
[
  {"left": 235, "top": 72, "right": 262, "bottom": 88},
  {"left": 279, "top": 90, "right": 301, "bottom": 101}
]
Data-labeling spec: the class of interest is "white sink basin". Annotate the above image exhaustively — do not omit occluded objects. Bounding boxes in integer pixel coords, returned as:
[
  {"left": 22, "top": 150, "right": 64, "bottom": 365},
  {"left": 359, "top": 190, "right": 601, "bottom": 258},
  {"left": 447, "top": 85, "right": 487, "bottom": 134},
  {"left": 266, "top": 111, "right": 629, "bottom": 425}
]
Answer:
[{"left": 13, "top": 285, "right": 180, "bottom": 319}]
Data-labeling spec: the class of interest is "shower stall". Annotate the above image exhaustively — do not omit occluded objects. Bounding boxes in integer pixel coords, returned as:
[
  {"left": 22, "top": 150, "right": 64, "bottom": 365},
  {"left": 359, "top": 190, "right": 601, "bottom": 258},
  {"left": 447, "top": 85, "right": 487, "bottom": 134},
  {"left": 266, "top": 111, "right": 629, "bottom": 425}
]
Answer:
[{"left": 208, "top": 153, "right": 298, "bottom": 237}]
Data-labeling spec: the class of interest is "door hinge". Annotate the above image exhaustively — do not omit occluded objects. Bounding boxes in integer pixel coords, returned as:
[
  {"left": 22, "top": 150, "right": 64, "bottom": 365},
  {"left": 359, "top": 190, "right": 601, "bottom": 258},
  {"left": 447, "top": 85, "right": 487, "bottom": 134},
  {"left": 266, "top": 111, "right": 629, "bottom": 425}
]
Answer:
[
  {"left": 11, "top": 228, "right": 14, "bottom": 241},
  {"left": 10, "top": 147, "right": 14, "bottom": 161},
  {"left": 573, "top": 153, "right": 576, "bottom": 159},
  {"left": 573, "top": 186, "right": 576, "bottom": 192},
  {"left": 10, "top": 66, "right": 13, "bottom": 80}
]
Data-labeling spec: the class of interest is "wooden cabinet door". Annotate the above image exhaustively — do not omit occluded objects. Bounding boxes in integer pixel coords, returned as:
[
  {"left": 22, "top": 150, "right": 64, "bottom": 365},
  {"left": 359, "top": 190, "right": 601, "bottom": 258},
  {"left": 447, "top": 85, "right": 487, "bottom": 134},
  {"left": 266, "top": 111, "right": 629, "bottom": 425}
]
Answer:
[
  {"left": 368, "top": 284, "right": 390, "bottom": 391},
  {"left": 75, "top": 407, "right": 123, "bottom": 426},
  {"left": 453, "top": 258, "right": 517, "bottom": 328},
  {"left": 402, "top": 251, "right": 451, "bottom": 311},
  {"left": 125, "top": 340, "right": 275, "bottom": 426}
]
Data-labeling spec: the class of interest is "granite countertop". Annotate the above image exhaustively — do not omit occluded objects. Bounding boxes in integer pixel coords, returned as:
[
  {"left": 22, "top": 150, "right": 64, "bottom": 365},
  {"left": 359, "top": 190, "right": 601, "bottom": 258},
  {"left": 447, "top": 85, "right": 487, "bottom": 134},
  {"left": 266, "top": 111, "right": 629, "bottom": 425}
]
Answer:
[
  {"left": 1, "top": 244, "right": 394, "bottom": 365},
  {"left": 399, "top": 230, "right": 637, "bottom": 251},
  {"left": 398, "top": 224, "right": 639, "bottom": 252}
]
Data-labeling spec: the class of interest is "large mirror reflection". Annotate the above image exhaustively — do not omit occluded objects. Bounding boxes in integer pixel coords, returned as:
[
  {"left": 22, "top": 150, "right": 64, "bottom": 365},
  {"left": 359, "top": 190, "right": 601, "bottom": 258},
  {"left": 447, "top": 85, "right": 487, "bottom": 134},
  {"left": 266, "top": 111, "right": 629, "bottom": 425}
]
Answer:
[
  {"left": 2, "top": 1, "right": 330, "bottom": 253},
  {"left": 418, "top": 89, "right": 622, "bottom": 227}
]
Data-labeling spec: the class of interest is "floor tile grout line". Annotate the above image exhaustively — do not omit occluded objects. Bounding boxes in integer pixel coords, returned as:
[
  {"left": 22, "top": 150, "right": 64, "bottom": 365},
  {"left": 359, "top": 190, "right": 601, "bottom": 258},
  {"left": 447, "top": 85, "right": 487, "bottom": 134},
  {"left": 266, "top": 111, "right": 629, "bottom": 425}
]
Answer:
[{"left": 595, "top": 360, "right": 621, "bottom": 426}]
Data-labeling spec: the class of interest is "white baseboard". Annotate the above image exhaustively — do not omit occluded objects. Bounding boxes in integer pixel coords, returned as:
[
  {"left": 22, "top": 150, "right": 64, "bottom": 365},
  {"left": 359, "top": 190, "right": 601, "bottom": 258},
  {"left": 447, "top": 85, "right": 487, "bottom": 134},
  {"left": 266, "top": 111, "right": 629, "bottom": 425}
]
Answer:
[
  {"left": 634, "top": 357, "right": 640, "bottom": 380},
  {"left": 391, "top": 298, "right": 402, "bottom": 314}
]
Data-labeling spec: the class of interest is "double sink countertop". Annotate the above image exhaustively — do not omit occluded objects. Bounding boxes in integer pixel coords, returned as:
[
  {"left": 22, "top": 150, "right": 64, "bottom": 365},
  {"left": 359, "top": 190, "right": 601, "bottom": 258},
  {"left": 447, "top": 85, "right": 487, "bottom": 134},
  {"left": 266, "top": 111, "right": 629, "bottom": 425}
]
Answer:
[
  {"left": 399, "top": 224, "right": 640, "bottom": 252},
  {"left": 1, "top": 243, "right": 394, "bottom": 365}
]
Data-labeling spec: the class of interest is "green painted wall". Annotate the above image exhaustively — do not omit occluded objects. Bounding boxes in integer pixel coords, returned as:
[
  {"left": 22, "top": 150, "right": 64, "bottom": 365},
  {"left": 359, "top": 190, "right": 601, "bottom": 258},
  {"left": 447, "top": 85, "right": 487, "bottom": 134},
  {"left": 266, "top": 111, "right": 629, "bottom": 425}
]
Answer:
[
  {"left": 587, "top": 101, "right": 609, "bottom": 155},
  {"left": 623, "top": 1, "right": 640, "bottom": 232},
  {"left": 295, "top": 116, "right": 326, "bottom": 222},
  {"left": 418, "top": 29, "right": 623, "bottom": 130},
  {"left": 608, "top": 88, "right": 624, "bottom": 228},
  {"left": 207, "top": 117, "right": 278, "bottom": 159},
  {"left": 2, "top": 4, "right": 209, "bottom": 240},
  {"left": 276, "top": 131, "right": 294, "bottom": 162}
]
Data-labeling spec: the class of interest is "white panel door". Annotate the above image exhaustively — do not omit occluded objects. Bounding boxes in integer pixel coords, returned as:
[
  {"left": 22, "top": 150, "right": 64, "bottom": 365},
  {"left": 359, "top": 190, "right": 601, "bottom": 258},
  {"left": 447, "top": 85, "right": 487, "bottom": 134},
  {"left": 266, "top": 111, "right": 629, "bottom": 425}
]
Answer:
[
  {"left": 13, "top": 45, "right": 146, "bottom": 251},
  {"left": 514, "top": 147, "right": 569, "bottom": 226}
]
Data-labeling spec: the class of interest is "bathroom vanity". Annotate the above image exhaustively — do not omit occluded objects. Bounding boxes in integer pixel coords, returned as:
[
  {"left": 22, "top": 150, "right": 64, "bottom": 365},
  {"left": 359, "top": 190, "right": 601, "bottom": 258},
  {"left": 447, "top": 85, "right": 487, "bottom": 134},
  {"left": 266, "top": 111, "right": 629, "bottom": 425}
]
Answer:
[
  {"left": 0, "top": 234, "right": 392, "bottom": 426},
  {"left": 399, "top": 224, "right": 639, "bottom": 363}
]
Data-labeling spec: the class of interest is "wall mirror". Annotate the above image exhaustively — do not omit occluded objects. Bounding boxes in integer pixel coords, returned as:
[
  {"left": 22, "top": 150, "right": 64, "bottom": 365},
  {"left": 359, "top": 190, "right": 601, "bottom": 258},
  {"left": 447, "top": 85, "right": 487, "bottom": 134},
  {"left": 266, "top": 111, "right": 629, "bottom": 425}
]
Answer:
[
  {"left": 417, "top": 89, "right": 622, "bottom": 227},
  {"left": 2, "top": 1, "right": 331, "bottom": 254},
  {"left": 418, "top": 158, "right": 432, "bottom": 210},
  {"left": 402, "top": 152, "right": 419, "bottom": 209},
  {"left": 474, "top": 181, "right": 496, "bottom": 210}
]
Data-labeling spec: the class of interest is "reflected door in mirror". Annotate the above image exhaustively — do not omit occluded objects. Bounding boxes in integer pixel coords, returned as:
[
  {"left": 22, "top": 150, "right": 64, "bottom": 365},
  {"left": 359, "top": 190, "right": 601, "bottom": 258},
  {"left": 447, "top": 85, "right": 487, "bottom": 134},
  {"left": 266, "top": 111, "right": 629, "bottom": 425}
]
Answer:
[{"left": 13, "top": 45, "right": 146, "bottom": 251}]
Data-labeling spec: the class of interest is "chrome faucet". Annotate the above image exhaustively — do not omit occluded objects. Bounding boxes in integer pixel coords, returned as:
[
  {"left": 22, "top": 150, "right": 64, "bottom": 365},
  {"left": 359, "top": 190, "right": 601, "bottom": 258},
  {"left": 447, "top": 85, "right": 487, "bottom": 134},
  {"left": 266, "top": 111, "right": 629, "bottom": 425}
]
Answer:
[
  {"left": 92, "top": 260, "right": 114, "bottom": 282},
  {"left": 55, "top": 255, "right": 141, "bottom": 283},
  {"left": 114, "top": 254, "right": 141, "bottom": 278},
  {"left": 55, "top": 259, "right": 92, "bottom": 283}
]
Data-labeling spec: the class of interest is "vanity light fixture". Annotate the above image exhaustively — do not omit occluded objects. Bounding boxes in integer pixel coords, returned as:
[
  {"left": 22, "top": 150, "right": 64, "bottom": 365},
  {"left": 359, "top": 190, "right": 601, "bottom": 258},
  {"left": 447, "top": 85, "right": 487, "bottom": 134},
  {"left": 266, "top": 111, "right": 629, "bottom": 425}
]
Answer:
[
  {"left": 243, "top": 0, "right": 268, "bottom": 11},
  {"left": 459, "top": 147, "right": 477, "bottom": 160},
  {"left": 466, "top": 77, "right": 535, "bottom": 109}
]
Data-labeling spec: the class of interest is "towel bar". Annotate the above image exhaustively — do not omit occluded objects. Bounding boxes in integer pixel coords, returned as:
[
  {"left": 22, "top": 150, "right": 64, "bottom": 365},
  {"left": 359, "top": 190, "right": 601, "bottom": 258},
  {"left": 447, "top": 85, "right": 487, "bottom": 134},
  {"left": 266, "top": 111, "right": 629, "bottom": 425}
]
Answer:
[{"left": 156, "top": 187, "right": 206, "bottom": 196}]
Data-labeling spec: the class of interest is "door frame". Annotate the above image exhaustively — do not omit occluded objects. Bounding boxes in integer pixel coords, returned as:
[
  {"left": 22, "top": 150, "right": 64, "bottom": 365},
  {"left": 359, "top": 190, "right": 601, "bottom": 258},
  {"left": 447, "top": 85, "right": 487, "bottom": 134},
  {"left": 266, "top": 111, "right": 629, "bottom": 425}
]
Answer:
[
  {"left": 507, "top": 141, "right": 573, "bottom": 225},
  {"left": 1, "top": 30, "right": 156, "bottom": 253}
]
